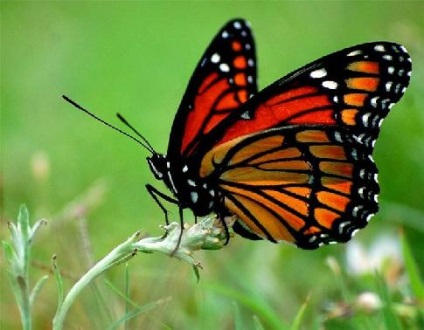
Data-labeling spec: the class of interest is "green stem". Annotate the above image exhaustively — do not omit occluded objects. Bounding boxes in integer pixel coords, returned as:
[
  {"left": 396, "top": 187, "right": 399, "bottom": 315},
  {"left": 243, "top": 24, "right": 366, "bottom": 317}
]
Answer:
[
  {"left": 52, "top": 232, "right": 139, "bottom": 330},
  {"left": 17, "top": 275, "right": 31, "bottom": 330},
  {"left": 52, "top": 216, "right": 231, "bottom": 329}
]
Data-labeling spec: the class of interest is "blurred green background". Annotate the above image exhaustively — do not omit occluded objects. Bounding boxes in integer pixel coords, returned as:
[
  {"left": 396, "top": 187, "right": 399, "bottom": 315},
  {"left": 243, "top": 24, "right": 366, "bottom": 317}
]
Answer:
[{"left": 1, "top": 2, "right": 423, "bottom": 329}]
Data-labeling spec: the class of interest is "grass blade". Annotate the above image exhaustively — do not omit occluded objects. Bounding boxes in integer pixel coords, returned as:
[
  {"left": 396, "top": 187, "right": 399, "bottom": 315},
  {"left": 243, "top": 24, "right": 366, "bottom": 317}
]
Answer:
[{"left": 401, "top": 232, "right": 424, "bottom": 300}]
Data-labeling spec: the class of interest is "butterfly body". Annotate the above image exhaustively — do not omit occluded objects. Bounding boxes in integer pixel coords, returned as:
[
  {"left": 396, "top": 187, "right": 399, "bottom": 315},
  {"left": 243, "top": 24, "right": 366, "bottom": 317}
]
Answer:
[
  {"left": 147, "top": 19, "right": 411, "bottom": 249},
  {"left": 147, "top": 154, "right": 219, "bottom": 216}
]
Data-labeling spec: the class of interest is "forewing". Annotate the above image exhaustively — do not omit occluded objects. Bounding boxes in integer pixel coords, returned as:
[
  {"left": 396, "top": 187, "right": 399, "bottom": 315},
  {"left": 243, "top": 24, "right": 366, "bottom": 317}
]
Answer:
[
  {"left": 168, "top": 19, "right": 257, "bottom": 159},
  {"left": 212, "top": 42, "right": 411, "bottom": 150},
  {"left": 201, "top": 126, "right": 380, "bottom": 248}
]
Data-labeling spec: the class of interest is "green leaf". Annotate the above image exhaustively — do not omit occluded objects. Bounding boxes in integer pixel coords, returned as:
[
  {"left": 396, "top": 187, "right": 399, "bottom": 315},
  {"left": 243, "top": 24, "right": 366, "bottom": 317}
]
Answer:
[
  {"left": 252, "top": 315, "right": 265, "bottom": 330},
  {"left": 401, "top": 232, "right": 424, "bottom": 300},
  {"left": 2, "top": 242, "right": 17, "bottom": 270},
  {"left": 17, "top": 205, "right": 30, "bottom": 278},
  {"left": 104, "top": 279, "right": 139, "bottom": 310},
  {"left": 17, "top": 204, "right": 30, "bottom": 240},
  {"left": 375, "top": 272, "right": 402, "bottom": 330},
  {"left": 3, "top": 242, "right": 24, "bottom": 309},
  {"left": 107, "top": 299, "right": 165, "bottom": 330},
  {"left": 30, "top": 275, "right": 49, "bottom": 308},
  {"left": 206, "top": 283, "right": 289, "bottom": 330},
  {"left": 52, "top": 255, "right": 64, "bottom": 310},
  {"left": 291, "top": 294, "right": 311, "bottom": 330}
]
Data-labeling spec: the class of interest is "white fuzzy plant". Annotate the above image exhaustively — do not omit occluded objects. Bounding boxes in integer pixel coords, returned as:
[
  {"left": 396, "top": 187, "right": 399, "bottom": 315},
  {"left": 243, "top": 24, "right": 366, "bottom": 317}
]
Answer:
[{"left": 2, "top": 205, "right": 234, "bottom": 330}]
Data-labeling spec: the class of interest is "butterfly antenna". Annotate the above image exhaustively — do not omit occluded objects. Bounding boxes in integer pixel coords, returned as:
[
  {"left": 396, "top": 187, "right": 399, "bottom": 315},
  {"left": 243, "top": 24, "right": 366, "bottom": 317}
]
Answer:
[
  {"left": 62, "top": 95, "right": 155, "bottom": 154},
  {"left": 116, "top": 113, "right": 156, "bottom": 154}
]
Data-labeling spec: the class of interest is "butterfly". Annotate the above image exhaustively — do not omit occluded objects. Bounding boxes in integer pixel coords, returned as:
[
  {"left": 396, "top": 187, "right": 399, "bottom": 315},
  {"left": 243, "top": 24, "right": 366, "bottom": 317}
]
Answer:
[{"left": 64, "top": 18, "right": 411, "bottom": 249}]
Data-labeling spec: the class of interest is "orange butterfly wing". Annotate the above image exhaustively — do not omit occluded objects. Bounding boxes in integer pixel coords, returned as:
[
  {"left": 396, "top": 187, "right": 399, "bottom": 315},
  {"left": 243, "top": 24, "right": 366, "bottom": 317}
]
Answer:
[
  {"left": 201, "top": 126, "right": 378, "bottom": 248},
  {"left": 195, "top": 42, "right": 411, "bottom": 248},
  {"left": 167, "top": 19, "right": 257, "bottom": 160},
  {"left": 213, "top": 43, "right": 411, "bottom": 148}
]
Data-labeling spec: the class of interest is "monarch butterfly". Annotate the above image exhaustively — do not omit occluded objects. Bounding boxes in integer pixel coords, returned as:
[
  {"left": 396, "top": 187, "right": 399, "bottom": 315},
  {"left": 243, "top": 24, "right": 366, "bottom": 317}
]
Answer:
[{"left": 64, "top": 18, "right": 411, "bottom": 249}]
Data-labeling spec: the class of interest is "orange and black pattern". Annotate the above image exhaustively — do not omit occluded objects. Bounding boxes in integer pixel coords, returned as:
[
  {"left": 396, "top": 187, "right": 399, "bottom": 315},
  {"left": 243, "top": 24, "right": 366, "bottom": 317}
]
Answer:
[
  {"left": 195, "top": 40, "right": 412, "bottom": 248},
  {"left": 201, "top": 126, "right": 380, "bottom": 248},
  {"left": 148, "top": 19, "right": 411, "bottom": 249},
  {"left": 216, "top": 42, "right": 411, "bottom": 148},
  {"left": 167, "top": 19, "right": 257, "bottom": 159}
]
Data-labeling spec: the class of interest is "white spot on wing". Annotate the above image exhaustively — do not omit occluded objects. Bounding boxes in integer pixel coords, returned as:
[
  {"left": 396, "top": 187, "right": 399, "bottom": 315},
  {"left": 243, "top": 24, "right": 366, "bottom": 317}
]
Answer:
[
  {"left": 374, "top": 44, "right": 385, "bottom": 52},
  {"left": 370, "top": 96, "right": 379, "bottom": 108},
  {"left": 352, "top": 205, "right": 364, "bottom": 217},
  {"left": 347, "top": 49, "right": 362, "bottom": 56},
  {"left": 233, "top": 21, "right": 242, "bottom": 29},
  {"left": 310, "top": 68, "right": 327, "bottom": 78},
  {"left": 241, "top": 111, "right": 251, "bottom": 119},
  {"left": 374, "top": 173, "right": 378, "bottom": 182},
  {"left": 191, "top": 191, "right": 199, "bottom": 204},
  {"left": 362, "top": 112, "right": 371, "bottom": 125},
  {"left": 219, "top": 63, "right": 230, "bottom": 72},
  {"left": 338, "top": 221, "right": 349, "bottom": 234},
  {"left": 211, "top": 53, "right": 220, "bottom": 63},
  {"left": 322, "top": 81, "right": 338, "bottom": 89}
]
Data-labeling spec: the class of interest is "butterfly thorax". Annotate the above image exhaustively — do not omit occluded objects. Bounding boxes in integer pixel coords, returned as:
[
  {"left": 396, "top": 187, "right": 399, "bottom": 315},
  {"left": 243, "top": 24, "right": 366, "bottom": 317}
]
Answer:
[{"left": 147, "top": 154, "right": 218, "bottom": 216}]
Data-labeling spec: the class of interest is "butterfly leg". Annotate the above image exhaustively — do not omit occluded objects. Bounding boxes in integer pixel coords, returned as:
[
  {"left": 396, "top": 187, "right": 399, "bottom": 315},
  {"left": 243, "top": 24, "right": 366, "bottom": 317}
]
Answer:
[
  {"left": 213, "top": 194, "right": 230, "bottom": 244},
  {"left": 170, "top": 206, "right": 185, "bottom": 256},
  {"left": 216, "top": 209, "right": 231, "bottom": 245},
  {"left": 145, "top": 184, "right": 178, "bottom": 225},
  {"left": 221, "top": 216, "right": 231, "bottom": 245},
  {"left": 145, "top": 184, "right": 185, "bottom": 254}
]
